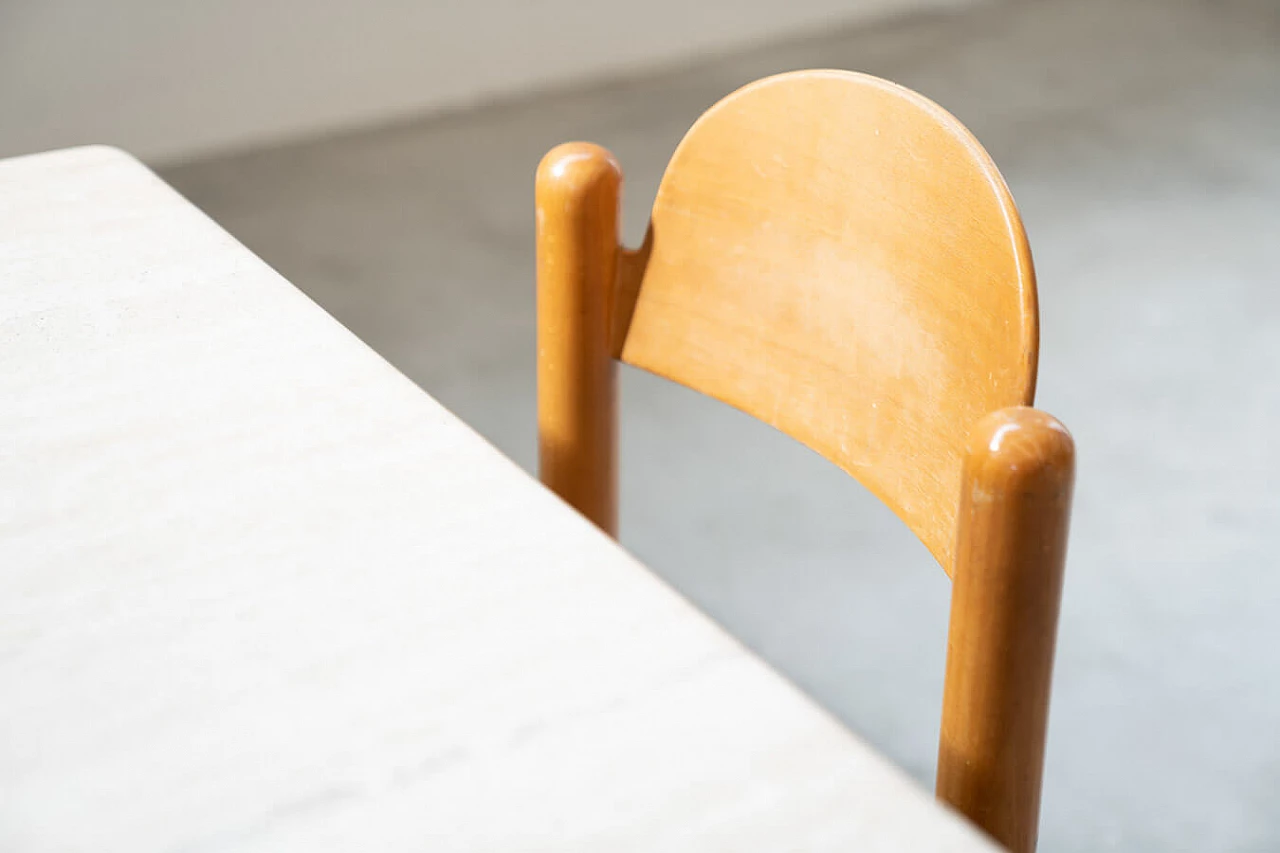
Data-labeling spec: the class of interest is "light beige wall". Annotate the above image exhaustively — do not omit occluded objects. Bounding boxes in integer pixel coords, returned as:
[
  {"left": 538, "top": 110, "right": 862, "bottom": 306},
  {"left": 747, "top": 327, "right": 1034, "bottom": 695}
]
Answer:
[{"left": 0, "top": 0, "right": 970, "bottom": 164}]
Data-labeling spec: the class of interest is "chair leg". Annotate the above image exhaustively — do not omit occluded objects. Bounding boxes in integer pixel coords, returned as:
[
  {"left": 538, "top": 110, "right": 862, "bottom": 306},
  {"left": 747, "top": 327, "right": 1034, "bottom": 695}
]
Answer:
[
  {"left": 937, "top": 406, "right": 1075, "bottom": 853},
  {"left": 535, "top": 142, "right": 622, "bottom": 536}
]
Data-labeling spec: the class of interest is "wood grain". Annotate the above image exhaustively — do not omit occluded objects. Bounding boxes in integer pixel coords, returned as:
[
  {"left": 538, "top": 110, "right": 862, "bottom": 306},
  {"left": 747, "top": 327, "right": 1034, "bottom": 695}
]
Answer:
[
  {"left": 535, "top": 70, "right": 1073, "bottom": 852},
  {"left": 937, "top": 407, "right": 1074, "bottom": 853},
  {"left": 536, "top": 143, "right": 622, "bottom": 534},
  {"left": 617, "top": 70, "right": 1037, "bottom": 572},
  {"left": 0, "top": 146, "right": 1002, "bottom": 853}
]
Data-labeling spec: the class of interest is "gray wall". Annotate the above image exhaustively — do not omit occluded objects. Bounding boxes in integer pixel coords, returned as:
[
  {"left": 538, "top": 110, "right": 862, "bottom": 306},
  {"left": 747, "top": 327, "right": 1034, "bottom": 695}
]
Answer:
[{"left": 0, "top": 0, "right": 972, "bottom": 163}]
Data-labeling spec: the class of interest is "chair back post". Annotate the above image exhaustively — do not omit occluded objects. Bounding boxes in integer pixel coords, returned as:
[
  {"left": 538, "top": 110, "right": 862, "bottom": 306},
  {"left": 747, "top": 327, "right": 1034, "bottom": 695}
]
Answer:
[
  {"left": 937, "top": 406, "right": 1075, "bottom": 853},
  {"left": 535, "top": 142, "right": 621, "bottom": 535}
]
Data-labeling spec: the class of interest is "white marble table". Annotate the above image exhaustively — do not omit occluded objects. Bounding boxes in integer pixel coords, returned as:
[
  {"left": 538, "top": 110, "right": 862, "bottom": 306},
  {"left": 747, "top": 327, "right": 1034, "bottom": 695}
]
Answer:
[{"left": 0, "top": 146, "right": 997, "bottom": 852}]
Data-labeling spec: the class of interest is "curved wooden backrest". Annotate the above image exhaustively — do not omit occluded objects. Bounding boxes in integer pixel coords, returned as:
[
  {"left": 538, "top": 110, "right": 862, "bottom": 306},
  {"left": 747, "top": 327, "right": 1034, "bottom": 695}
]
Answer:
[
  {"left": 537, "top": 71, "right": 1071, "bottom": 852},
  {"left": 612, "top": 70, "right": 1038, "bottom": 573}
]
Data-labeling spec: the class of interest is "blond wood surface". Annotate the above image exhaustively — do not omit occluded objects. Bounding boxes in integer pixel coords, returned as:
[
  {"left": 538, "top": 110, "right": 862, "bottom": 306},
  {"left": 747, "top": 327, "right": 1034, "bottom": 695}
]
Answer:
[
  {"left": 617, "top": 70, "right": 1038, "bottom": 572},
  {"left": 937, "top": 407, "right": 1074, "bottom": 853},
  {"left": 0, "top": 145, "right": 1005, "bottom": 853},
  {"left": 536, "top": 143, "right": 622, "bottom": 534},
  {"left": 536, "top": 70, "right": 1072, "bottom": 852}
]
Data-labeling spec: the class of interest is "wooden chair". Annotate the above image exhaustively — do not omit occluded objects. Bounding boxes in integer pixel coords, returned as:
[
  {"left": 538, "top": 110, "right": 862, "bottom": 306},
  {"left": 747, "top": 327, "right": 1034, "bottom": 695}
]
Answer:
[{"left": 534, "top": 69, "right": 1073, "bottom": 853}]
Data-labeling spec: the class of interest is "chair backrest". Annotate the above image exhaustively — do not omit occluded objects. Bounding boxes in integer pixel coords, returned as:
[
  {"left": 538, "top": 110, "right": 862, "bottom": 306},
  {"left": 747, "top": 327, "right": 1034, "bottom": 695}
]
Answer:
[
  {"left": 537, "top": 70, "right": 1073, "bottom": 853},
  {"left": 611, "top": 70, "right": 1038, "bottom": 573}
]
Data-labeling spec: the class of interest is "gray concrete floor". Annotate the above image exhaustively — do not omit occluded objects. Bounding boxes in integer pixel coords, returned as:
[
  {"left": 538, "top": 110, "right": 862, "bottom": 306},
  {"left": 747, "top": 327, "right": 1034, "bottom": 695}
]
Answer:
[{"left": 164, "top": 0, "right": 1280, "bottom": 849}]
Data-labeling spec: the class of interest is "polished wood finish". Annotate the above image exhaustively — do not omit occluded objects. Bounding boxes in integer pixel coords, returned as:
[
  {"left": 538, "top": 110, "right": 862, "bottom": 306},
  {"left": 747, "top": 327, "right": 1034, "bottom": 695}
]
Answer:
[
  {"left": 536, "top": 142, "right": 621, "bottom": 534},
  {"left": 535, "top": 70, "right": 1073, "bottom": 851},
  {"left": 938, "top": 407, "right": 1073, "bottom": 853},
  {"left": 616, "top": 70, "right": 1038, "bottom": 572}
]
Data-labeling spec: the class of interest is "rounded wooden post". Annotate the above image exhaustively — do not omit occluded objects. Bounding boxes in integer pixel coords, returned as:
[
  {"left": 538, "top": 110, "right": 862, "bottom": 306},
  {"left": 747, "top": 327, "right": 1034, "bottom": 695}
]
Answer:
[
  {"left": 937, "top": 407, "right": 1075, "bottom": 853},
  {"left": 535, "top": 143, "right": 621, "bottom": 535}
]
